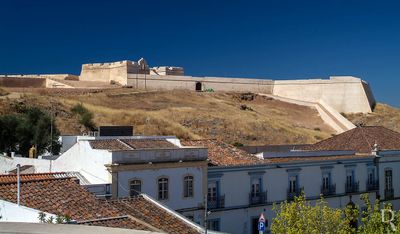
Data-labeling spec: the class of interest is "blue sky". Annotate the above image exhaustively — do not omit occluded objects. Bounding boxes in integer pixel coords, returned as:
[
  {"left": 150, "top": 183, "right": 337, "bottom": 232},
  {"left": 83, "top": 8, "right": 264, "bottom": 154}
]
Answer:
[{"left": 0, "top": 0, "right": 399, "bottom": 107}]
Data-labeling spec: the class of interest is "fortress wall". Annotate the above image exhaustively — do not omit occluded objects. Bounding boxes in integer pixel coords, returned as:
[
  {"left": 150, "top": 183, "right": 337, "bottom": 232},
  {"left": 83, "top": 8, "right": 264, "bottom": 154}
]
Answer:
[
  {"left": 273, "top": 76, "right": 374, "bottom": 113},
  {"left": 0, "top": 77, "right": 46, "bottom": 87},
  {"left": 126, "top": 74, "right": 274, "bottom": 93},
  {"left": 80, "top": 61, "right": 130, "bottom": 84}
]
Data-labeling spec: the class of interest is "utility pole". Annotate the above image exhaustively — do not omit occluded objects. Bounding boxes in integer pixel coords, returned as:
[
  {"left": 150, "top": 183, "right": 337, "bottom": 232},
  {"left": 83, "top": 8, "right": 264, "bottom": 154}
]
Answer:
[{"left": 204, "top": 194, "right": 208, "bottom": 234}]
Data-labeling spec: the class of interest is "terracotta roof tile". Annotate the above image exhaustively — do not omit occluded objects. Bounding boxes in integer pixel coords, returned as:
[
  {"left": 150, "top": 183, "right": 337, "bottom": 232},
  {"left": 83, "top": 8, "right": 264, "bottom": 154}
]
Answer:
[
  {"left": 182, "top": 139, "right": 263, "bottom": 166},
  {"left": 0, "top": 172, "right": 72, "bottom": 184},
  {"left": 300, "top": 126, "right": 400, "bottom": 153},
  {"left": 77, "top": 216, "right": 155, "bottom": 231},
  {"left": 266, "top": 154, "right": 374, "bottom": 164},
  {"left": 0, "top": 174, "right": 202, "bottom": 233},
  {"left": 120, "top": 139, "right": 179, "bottom": 149},
  {"left": 105, "top": 197, "right": 201, "bottom": 234},
  {"left": 89, "top": 139, "right": 131, "bottom": 151}
]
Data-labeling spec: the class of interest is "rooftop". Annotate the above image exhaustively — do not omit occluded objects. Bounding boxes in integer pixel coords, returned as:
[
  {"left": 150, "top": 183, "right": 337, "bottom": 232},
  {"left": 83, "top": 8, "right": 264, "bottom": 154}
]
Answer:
[
  {"left": 0, "top": 173, "right": 202, "bottom": 233},
  {"left": 182, "top": 139, "right": 263, "bottom": 166},
  {"left": 89, "top": 139, "right": 179, "bottom": 151},
  {"left": 300, "top": 126, "right": 400, "bottom": 153}
]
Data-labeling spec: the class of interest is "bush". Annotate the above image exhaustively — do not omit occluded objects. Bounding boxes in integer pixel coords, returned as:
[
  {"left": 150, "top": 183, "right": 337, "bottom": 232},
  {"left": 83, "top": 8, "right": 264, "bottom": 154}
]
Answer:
[{"left": 71, "top": 103, "right": 96, "bottom": 130}]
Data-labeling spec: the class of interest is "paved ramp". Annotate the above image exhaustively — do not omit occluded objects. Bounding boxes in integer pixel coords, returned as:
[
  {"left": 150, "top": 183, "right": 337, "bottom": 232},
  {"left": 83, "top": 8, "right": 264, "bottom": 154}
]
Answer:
[{"left": 258, "top": 93, "right": 356, "bottom": 133}]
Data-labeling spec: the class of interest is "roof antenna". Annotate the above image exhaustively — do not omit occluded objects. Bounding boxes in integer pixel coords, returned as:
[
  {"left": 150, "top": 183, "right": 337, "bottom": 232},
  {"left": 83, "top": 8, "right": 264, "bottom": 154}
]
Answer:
[{"left": 16, "top": 164, "right": 20, "bottom": 206}]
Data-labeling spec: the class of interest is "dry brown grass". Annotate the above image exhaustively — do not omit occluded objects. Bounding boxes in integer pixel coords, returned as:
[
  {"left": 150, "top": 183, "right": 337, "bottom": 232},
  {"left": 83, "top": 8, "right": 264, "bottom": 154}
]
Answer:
[
  {"left": 346, "top": 103, "right": 400, "bottom": 133},
  {"left": 0, "top": 88, "right": 336, "bottom": 145}
]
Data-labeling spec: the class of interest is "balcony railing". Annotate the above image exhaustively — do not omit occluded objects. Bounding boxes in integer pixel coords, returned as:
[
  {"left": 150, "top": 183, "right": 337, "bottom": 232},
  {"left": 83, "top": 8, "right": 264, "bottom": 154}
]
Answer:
[
  {"left": 345, "top": 181, "right": 359, "bottom": 194},
  {"left": 207, "top": 195, "right": 225, "bottom": 209},
  {"left": 249, "top": 191, "right": 267, "bottom": 205},
  {"left": 287, "top": 187, "right": 303, "bottom": 200},
  {"left": 321, "top": 184, "right": 336, "bottom": 196},
  {"left": 385, "top": 188, "right": 394, "bottom": 200},
  {"left": 366, "top": 180, "right": 379, "bottom": 191}
]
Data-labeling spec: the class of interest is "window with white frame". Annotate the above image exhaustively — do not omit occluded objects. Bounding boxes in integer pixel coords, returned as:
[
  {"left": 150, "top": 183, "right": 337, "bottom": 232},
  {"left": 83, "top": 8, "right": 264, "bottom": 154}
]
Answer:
[
  {"left": 184, "top": 175, "right": 194, "bottom": 198},
  {"left": 130, "top": 179, "right": 141, "bottom": 197},
  {"left": 208, "top": 182, "right": 217, "bottom": 201},
  {"left": 346, "top": 170, "right": 354, "bottom": 188},
  {"left": 158, "top": 177, "right": 169, "bottom": 200},
  {"left": 251, "top": 177, "right": 261, "bottom": 197}
]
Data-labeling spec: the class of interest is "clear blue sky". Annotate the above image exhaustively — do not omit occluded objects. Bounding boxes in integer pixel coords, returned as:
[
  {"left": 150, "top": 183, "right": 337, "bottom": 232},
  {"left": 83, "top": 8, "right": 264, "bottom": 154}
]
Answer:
[{"left": 0, "top": 0, "right": 399, "bottom": 107}]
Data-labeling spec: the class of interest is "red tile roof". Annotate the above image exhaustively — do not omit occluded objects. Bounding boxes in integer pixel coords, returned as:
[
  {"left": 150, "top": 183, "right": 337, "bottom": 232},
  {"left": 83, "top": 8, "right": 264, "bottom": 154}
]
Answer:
[
  {"left": 77, "top": 216, "right": 157, "bottom": 232},
  {"left": 121, "top": 139, "right": 178, "bottom": 149},
  {"left": 105, "top": 197, "right": 201, "bottom": 234},
  {"left": 0, "top": 172, "right": 72, "bottom": 184},
  {"left": 89, "top": 139, "right": 131, "bottom": 151},
  {"left": 266, "top": 154, "right": 374, "bottom": 164},
  {"left": 0, "top": 174, "right": 202, "bottom": 233},
  {"left": 89, "top": 139, "right": 179, "bottom": 151},
  {"left": 182, "top": 139, "right": 263, "bottom": 166},
  {"left": 300, "top": 126, "right": 400, "bottom": 153}
]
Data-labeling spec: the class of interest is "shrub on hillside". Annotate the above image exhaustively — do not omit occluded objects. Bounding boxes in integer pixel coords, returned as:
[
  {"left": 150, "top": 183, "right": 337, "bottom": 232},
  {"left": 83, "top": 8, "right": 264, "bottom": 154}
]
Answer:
[{"left": 71, "top": 103, "right": 96, "bottom": 130}]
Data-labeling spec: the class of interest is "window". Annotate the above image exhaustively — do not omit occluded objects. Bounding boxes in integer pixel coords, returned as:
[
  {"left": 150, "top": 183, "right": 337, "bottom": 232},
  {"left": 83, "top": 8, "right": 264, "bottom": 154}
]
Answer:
[
  {"left": 184, "top": 175, "right": 194, "bottom": 198},
  {"left": 207, "top": 219, "right": 220, "bottom": 231},
  {"left": 158, "top": 177, "right": 169, "bottom": 200},
  {"left": 385, "top": 169, "right": 393, "bottom": 190},
  {"left": 251, "top": 178, "right": 261, "bottom": 197},
  {"left": 346, "top": 170, "right": 354, "bottom": 188},
  {"left": 322, "top": 173, "right": 330, "bottom": 190},
  {"left": 208, "top": 183, "right": 217, "bottom": 201},
  {"left": 130, "top": 179, "right": 141, "bottom": 197},
  {"left": 368, "top": 169, "right": 375, "bottom": 185},
  {"left": 289, "top": 175, "right": 297, "bottom": 193}
]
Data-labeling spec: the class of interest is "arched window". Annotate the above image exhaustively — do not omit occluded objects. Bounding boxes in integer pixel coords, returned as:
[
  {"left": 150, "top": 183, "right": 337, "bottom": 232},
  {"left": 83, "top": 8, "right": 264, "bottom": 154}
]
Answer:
[
  {"left": 158, "top": 177, "right": 169, "bottom": 200},
  {"left": 130, "top": 179, "right": 141, "bottom": 197},
  {"left": 184, "top": 175, "right": 194, "bottom": 198}
]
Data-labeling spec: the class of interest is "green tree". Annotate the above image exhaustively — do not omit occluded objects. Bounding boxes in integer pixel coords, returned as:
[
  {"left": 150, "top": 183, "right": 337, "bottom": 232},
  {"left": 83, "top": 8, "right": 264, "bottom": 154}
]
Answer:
[
  {"left": 271, "top": 193, "right": 352, "bottom": 233},
  {"left": 0, "top": 106, "right": 61, "bottom": 156}
]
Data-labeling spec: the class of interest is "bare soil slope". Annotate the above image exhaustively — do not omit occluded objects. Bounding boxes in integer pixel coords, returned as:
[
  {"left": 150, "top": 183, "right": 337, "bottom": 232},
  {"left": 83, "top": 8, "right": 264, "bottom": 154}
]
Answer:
[{"left": 0, "top": 88, "right": 335, "bottom": 145}]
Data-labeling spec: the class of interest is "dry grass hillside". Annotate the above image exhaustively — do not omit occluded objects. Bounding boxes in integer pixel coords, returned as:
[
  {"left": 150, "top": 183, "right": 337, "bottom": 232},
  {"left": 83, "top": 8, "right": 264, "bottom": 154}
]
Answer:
[
  {"left": 0, "top": 88, "right": 336, "bottom": 145},
  {"left": 346, "top": 103, "right": 400, "bottom": 132}
]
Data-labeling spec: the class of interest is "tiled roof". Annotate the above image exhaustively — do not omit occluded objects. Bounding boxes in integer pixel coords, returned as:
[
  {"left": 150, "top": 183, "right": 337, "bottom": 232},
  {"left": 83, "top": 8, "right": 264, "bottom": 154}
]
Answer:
[
  {"left": 0, "top": 174, "right": 202, "bottom": 233},
  {"left": 121, "top": 139, "right": 179, "bottom": 149},
  {"left": 300, "top": 126, "right": 400, "bottom": 153},
  {"left": 182, "top": 139, "right": 263, "bottom": 166},
  {"left": 0, "top": 177, "right": 119, "bottom": 221},
  {"left": 0, "top": 172, "right": 72, "bottom": 184},
  {"left": 105, "top": 197, "right": 201, "bottom": 234},
  {"left": 89, "top": 139, "right": 131, "bottom": 151},
  {"left": 266, "top": 154, "right": 374, "bottom": 164},
  {"left": 77, "top": 216, "right": 156, "bottom": 232},
  {"left": 89, "top": 139, "right": 178, "bottom": 151}
]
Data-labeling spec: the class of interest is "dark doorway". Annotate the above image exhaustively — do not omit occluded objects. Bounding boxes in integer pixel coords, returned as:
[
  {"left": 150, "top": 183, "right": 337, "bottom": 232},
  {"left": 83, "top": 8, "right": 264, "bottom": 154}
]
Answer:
[
  {"left": 251, "top": 218, "right": 259, "bottom": 234},
  {"left": 195, "top": 82, "right": 202, "bottom": 91}
]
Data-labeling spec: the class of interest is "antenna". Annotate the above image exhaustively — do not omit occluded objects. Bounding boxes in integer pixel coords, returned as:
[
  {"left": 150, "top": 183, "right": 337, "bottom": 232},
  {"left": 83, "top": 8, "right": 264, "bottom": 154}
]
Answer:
[{"left": 16, "top": 164, "right": 20, "bottom": 206}]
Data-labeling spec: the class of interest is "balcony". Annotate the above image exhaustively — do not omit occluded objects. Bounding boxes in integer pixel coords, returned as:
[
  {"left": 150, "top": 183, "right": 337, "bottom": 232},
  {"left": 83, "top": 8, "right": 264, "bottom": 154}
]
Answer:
[
  {"left": 321, "top": 184, "right": 336, "bottom": 197},
  {"left": 366, "top": 180, "right": 379, "bottom": 191},
  {"left": 287, "top": 187, "right": 303, "bottom": 201},
  {"left": 345, "top": 181, "right": 359, "bottom": 194},
  {"left": 207, "top": 195, "right": 225, "bottom": 209},
  {"left": 385, "top": 188, "right": 394, "bottom": 200},
  {"left": 249, "top": 191, "right": 267, "bottom": 205}
]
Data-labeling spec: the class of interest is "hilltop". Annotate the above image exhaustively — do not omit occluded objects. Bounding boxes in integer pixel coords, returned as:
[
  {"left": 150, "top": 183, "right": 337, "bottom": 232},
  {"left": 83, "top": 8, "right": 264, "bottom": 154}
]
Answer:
[{"left": 0, "top": 88, "right": 335, "bottom": 146}]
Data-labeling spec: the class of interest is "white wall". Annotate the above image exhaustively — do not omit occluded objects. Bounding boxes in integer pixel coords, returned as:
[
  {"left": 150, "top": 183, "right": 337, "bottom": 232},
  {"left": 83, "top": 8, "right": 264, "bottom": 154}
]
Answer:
[
  {"left": 0, "top": 200, "right": 56, "bottom": 223},
  {"left": 118, "top": 166, "right": 204, "bottom": 210}
]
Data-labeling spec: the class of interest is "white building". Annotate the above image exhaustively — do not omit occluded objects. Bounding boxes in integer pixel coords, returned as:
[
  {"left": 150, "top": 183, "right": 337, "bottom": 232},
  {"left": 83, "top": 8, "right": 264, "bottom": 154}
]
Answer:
[{"left": 183, "top": 126, "right": 400, "bottom": 234}]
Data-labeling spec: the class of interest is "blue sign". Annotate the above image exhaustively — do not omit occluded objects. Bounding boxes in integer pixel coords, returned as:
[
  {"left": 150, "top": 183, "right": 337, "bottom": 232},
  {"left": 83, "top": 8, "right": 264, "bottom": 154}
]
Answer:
[{"left": 258, "top": 221, "right": 266, "bottom": 232}]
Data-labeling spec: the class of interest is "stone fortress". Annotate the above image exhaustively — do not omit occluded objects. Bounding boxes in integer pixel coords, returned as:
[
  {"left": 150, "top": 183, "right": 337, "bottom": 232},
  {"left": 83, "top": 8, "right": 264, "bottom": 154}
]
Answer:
[{"left": 0, "top": 57, "right": 376, "bottom": 133}]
